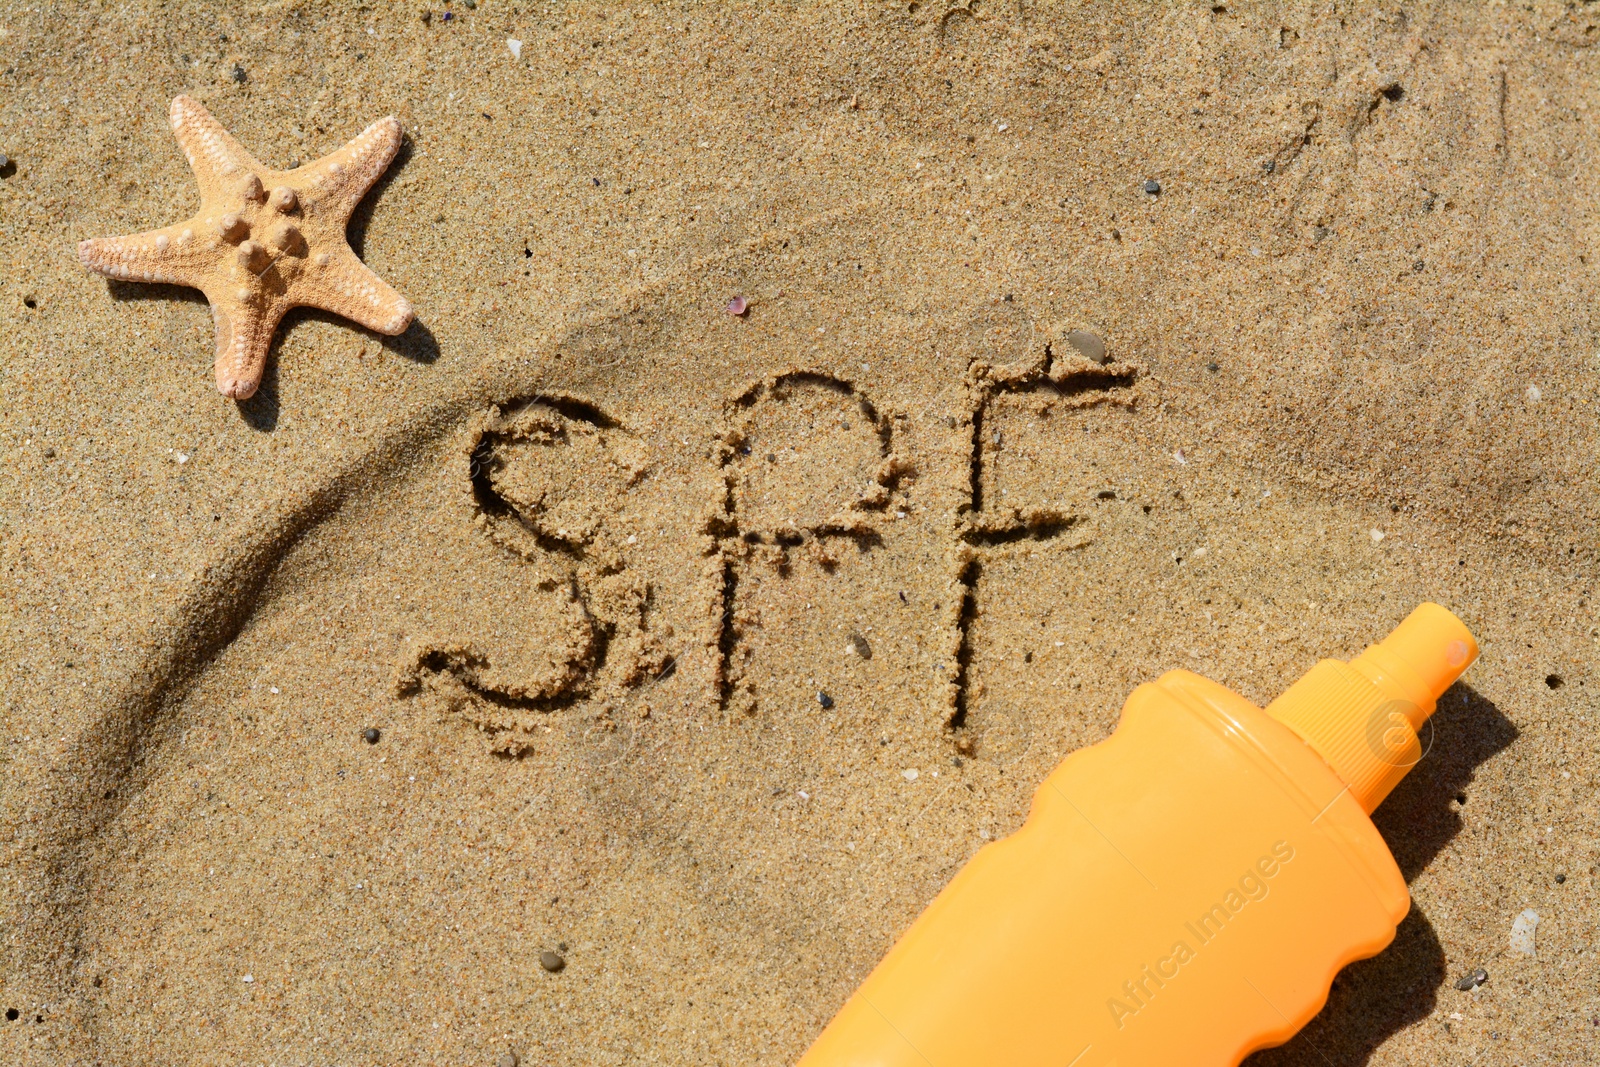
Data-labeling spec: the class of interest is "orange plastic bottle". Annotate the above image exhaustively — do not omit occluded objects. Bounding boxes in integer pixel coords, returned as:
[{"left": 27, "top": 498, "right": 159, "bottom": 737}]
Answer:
[{"left": 798, "top": 603, "right": 1478, "bottom": 1067}]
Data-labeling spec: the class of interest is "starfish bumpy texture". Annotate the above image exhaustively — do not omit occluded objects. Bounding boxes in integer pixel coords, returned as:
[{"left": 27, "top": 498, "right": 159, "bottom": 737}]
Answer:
[{"left": 78, "top": 95, "right": 414, "bottom": 399}]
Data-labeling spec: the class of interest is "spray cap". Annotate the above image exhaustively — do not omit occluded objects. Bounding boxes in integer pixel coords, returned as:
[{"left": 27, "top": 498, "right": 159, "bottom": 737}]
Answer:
[{"left": 1266, "top": 603, "right": 1479, "bottom": 814}]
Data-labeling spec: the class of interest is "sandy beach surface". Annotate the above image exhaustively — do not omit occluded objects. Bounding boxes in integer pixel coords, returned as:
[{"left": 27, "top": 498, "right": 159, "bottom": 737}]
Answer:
[{"left": 2, "top": 2, "right": 1597, "bottom": 1064}]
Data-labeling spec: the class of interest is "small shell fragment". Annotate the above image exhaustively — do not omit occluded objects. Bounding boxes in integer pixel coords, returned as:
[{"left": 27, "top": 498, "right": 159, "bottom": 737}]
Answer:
[{"left": 1508, "top": 909, "right": 1540, "bottom": 957}]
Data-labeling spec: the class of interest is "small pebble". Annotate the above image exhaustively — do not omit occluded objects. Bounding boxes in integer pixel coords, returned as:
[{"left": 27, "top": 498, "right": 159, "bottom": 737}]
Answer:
[
  {"left": 1065, "top": 329, "right": 1108, "bottom": 364},
  {"left": 726, "top": 295, "right": 748, "bottom": 316},
  {"left": 231, "top": 64, "right": 247, "bottom": 84},
  {"left": 0, "top": 153, "right": 9, "bottom": 170},
  {"left": 817, "top": 691, "right": 834, "bottom": 709},
  {"left": 497, "top": 1053, "right": 518, "bottom": 1067},
  {"left": 507, "top": 38, "right": 523, "bottom": 61},
  {"left": 902, "top": 768, "right": 919, "bottom": 781},
  {"left": 847, "top": 633, "right": 873, "bottom": 659},
  {"left": 363, "top": 727, "right": 381, "bottom": 744},
  {"left": 1555, "top": 873, "right": 1566, "bottom": 884},
  {"left": 1206, "top": 361, "right": 1219, "bottom": 372},
  {"left": 464, "top": 0, "right": 476, "bottom": 7},
  {"left": 539, "top": 949, "right": 566, "bottom": 973},
  {"left": 1143, "top": 179, "right": 1161, "bottom": 195},
  {"left": 1455, "top": 968, "right": 1487, "bottom": 991}
]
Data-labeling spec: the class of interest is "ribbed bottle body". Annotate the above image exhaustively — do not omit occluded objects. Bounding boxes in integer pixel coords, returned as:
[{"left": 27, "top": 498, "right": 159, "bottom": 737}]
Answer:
[{"left": 797, "top": 670, "right": 1409, "bottom": 1067}]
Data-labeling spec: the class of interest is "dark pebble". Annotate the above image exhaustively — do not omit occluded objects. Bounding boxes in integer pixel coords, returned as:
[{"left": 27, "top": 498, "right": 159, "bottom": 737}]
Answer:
[
  {"left": 465, "top": 0, "right": 477, "bottom": 7},
  {"left": 362, "top": 727, "right": 381, "bottom": 744},
  {"left": 1206, "top": 362, "right": 1219, "bottom": 372},
  {"left": 231, "top": 64, "right": 247, "bottom": 84},
  {"left": 817, "top": 691, "right": 834, "bottom": 709},
  {"left": 1414, "top": 260, "right": 1426, "bottom": 272},
  {"left": 1143, "top": 179, "right": 1161, "bottom": 195},
  {"left": 4, "top": 1008, "right": 17, "bottom": 1022},
  {"left": 539, "top": 949, "right": 566, "bottom": 973},
  {"left": 1556, "top": 873, "right": 1566, "bottom": 884},
  {"left": 1455, "top": 968, "right": 1487, "bottom": 991}
]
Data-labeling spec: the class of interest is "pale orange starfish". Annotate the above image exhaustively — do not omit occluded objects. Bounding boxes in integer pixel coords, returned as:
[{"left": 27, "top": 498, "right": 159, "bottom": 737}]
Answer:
[{"left": 78, "top": 95, "right": 414, "bottom": 400}]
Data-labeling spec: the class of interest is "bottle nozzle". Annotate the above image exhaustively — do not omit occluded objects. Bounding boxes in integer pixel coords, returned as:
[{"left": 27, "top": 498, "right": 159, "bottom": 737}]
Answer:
[
  {"left": 1350, "top": 603, "right": 1478, "bottom": 730},
  {"left": 1266, "top": 603, "right": 1478, "bottom": 814}
]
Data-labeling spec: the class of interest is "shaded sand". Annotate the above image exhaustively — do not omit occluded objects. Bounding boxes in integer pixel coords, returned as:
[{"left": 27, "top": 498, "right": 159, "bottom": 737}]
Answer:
[{"left": 2, "top": 3, "right": 1597, "bottom": 1064}]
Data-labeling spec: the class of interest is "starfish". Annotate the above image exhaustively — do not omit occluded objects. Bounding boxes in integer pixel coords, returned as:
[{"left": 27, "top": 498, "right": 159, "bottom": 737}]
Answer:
[{"left": 77, "top": 95, "right": 414, "bottom": 400}]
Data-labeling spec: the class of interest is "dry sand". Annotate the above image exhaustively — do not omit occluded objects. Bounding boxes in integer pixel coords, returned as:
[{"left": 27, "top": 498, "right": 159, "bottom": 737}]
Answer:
[{"left": 2, "top": 2, "right": 1597, "bottom": 1064}]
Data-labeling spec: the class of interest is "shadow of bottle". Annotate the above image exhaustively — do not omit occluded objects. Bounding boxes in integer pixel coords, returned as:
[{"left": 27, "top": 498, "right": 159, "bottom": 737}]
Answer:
[{"left": 1244, "top": 683, "right": 1518, "bottom": 1067}]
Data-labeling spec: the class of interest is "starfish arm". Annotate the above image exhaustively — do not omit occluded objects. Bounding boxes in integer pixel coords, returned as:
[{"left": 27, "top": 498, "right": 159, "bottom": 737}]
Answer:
[
  {"left": 169, "top": 95, "right": 267, "bottom": 200},
  {"left": 77, "top": 222, "right": 216, "bottom": 289},
  {"left": 209, "top": 297, "right": 288, "bottom": 400},
  {"left": 296, "top": 248, "right": 414, "bottom": 335},
  {"left": 296, "top": 116, "right": 404, "bottom": 223}
]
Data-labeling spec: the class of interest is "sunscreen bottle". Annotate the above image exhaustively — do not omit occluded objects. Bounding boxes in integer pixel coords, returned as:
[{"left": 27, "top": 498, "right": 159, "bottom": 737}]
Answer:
[{"left": 798, "top": 603, "right": 1478, "bottom": 1067}]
